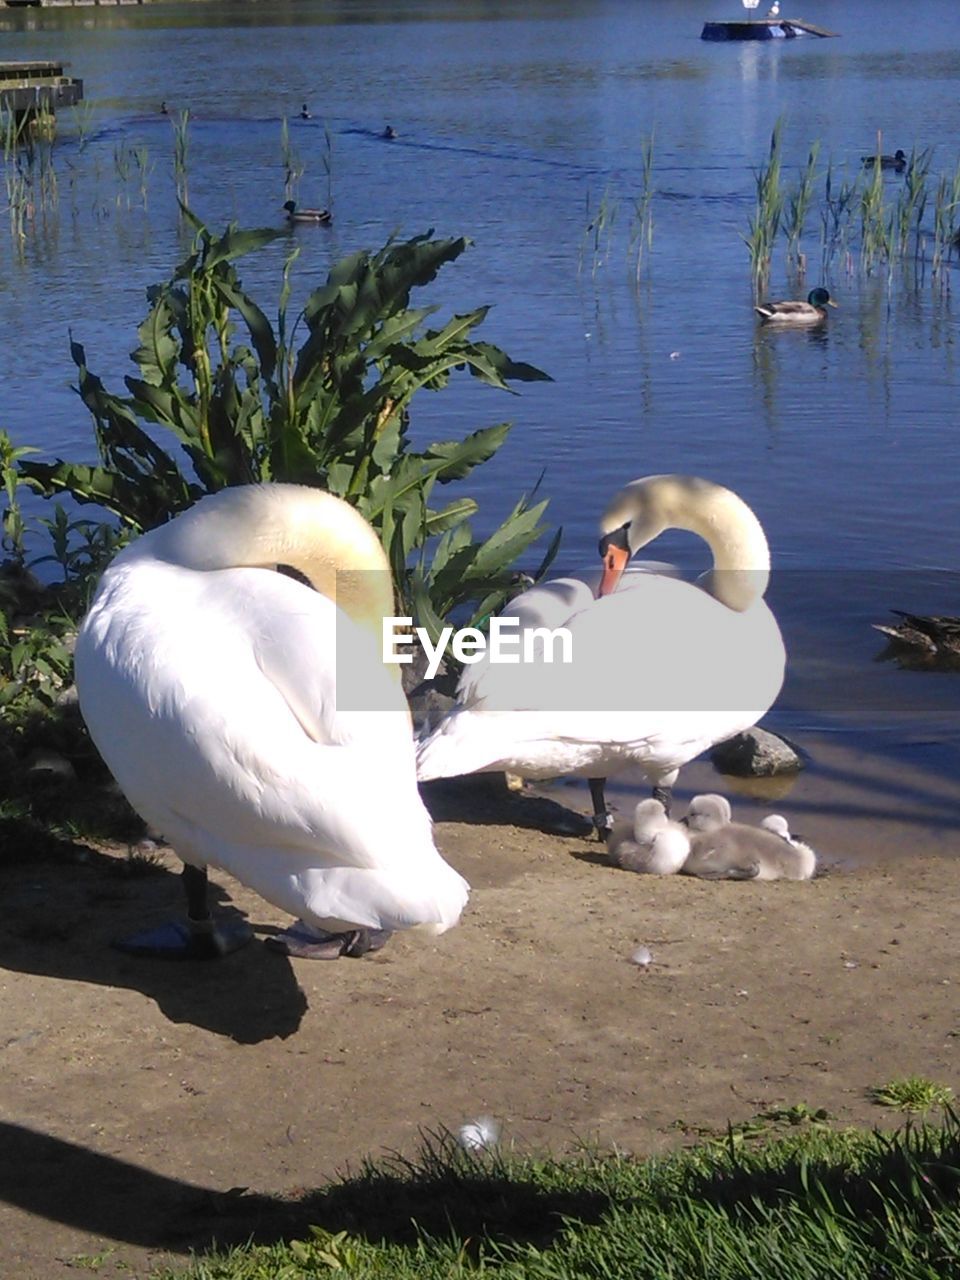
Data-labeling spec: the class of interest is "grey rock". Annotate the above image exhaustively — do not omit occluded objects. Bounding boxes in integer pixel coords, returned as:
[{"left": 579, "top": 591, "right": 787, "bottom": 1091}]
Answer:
[
  {"left": 710, "top": 727, "right": 803, "bottom": 777},
  {"left": 26, "top": 749, "right": 77, "bottom": 781}
]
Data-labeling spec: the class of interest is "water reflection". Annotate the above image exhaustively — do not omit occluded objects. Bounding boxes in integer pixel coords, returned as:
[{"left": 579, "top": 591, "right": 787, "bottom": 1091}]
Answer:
[{"left": 0, "top": 0, "right": 958, "bottom": 756}]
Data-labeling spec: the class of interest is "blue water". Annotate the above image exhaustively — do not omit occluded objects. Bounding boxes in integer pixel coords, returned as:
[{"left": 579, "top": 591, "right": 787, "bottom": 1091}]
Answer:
[{"left": 1, "top": 0, "right": 958, "bottom": 753}]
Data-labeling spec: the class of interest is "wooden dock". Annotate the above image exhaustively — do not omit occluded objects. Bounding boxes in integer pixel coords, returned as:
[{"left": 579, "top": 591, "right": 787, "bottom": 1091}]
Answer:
[
  {"left": 0, "top": 60, "right": 83, "bottom": 122},
  {"left": 701, "top": 18, "right": 838, "bottom": 41},
  {"left": 5, "top": 1, "right": 145, "bottom": 6}
]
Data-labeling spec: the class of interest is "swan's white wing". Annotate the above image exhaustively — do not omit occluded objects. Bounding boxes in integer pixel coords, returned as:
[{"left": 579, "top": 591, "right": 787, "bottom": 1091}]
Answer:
[
  {"left": 455, "top": 577, "right": 596, "bottom": 705},
  {"left": 77, "top": 562, "right": 468, "bottom": 933},
  {"left": 417, "top": 574, "right": 784, "bottom": 782},
  {"left": 454, "top": 568, "right": 680, "bottom": 706}
]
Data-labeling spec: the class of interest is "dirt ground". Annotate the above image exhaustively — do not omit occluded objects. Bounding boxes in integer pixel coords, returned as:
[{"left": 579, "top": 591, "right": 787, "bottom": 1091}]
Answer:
[{"left": 2, "top": 729, "right": 959, "bottom": 1279}]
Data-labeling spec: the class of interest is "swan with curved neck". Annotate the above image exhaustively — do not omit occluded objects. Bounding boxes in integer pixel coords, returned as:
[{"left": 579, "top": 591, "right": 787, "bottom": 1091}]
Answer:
[
  {"left": 416, "top": 474, "right": 785, "bottom": 835},
  {"left": 598, "top": 474, "right": 770, "bottom": 610},
  {"left": 76, "top": 484, "right": 469, "bottom": 960}
]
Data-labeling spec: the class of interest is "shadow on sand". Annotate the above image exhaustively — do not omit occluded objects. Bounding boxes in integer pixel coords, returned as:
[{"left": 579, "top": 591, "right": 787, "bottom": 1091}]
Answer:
[
  {"left": 0, "top": 1121, "right": 611, "bottom": 1258},
  {"left": 0, "top": 843, "right": 307, "bottom": 1043}
]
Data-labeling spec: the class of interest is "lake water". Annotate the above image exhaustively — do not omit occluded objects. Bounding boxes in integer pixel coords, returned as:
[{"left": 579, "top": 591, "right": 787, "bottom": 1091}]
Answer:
[{"left": 1, "top": 0, "right": 958, "bottom": 835}]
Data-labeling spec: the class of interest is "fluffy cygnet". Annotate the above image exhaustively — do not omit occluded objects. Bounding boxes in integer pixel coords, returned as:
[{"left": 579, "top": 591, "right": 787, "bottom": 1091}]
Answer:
[
  {"left": 682, "top": 794, "right": 815, "bottom": 881},
  {"left": 759, "top": 814, "right": 818, "bottom": 880},
  {"left": 606, "top": 798, "right": 690, "bottom": 875},
  {"left": 684, "top": 792, "right": 732, "bottom": 834}
]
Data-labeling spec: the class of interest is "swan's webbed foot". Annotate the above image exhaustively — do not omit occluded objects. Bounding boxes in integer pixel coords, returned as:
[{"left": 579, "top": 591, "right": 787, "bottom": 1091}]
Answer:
[
  {"left": 111, "top": 862, "right": 253, "bottom": 959},
  {"left": 264, "top": 922, "right": 393, "bottom": 960},
  {"left": 111, "top": 916, "right": 254, "bottom": 960},
  {"left": 685, "top": 858, "right": 760, "bottom": 882},
  {"left": 591, "top": 811, "right": 614, "bottom": 842},
  {"left": 342, "top": 927, "right": 393, "bottom": 958}
]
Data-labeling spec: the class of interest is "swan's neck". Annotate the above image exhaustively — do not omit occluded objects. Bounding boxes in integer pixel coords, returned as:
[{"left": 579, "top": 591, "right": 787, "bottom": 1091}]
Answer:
[
  {"left": 691, "top": 482, "right": 770, "bottom": 611},
  {"left": 605, "top": 476, "right": 771, "bottom": 612},
  {"left": 142, "top": 484, "right": 396, "bottom": 633}
]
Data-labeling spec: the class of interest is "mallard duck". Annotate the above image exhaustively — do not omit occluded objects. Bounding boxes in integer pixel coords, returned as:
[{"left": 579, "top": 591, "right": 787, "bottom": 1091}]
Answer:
[
  {"left": 416, "top": 475, "right": 785, "bottom": 837},
  {"left": 861, "top": 148, "right": 906, "bottom": 171},
  {"left": 755, "top": 287, "right": 837, "bottom": 325},
  {"left": 283, "top": 199, "right": 331, "bottom": 225},
  {"left": 74, "top": 484, "right": 470, "bottom": 961},
  {"left": 873, "top": 611, "right": 960, "bottom": 671}
]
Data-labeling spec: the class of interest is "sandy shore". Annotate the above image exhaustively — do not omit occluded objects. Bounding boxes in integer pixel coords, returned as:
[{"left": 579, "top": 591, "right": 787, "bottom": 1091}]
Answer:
[{"left": 1, "top": 730, "right": 959, "bottom": 1277}]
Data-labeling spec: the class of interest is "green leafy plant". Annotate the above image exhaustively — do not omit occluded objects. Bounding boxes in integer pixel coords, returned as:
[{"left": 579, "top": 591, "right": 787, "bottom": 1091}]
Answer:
[
  {"left": 783, "top": 140, "right": 820, "bottom": 277},
  {"left": 743, "top": 119, "right": 784, "bottom": 297},
  {"left": 870, "top": 1076, "right": 954, "bottom": 1114},
  {"left": 580, "top": 183, "right": 618, "bottom": 278},
  {"left": 172, "top": 108, "right": 190, "bottom": 206},
  {"left": 628, "top": 132, "right": 655, "bottom": 282},
  {"left": 1, "top": 428, "right": 35, "bottom": 561},
  {"left": 19, "top": 214, "right": 555, "bottom": 641},
  {"left": 0, "top": 605, "right": 73, "bottom": 714}
]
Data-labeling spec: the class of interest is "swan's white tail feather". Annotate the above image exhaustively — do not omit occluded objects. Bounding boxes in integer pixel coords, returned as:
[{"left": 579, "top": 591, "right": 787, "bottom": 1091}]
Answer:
[{"left": 416, "top": 711, "right": 506, "bottom": 782}]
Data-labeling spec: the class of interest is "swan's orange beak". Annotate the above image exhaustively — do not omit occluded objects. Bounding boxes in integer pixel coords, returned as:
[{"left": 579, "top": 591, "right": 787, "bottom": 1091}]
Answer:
[{"left": 599, "top": 544, "right": 630, "bottom": 596}]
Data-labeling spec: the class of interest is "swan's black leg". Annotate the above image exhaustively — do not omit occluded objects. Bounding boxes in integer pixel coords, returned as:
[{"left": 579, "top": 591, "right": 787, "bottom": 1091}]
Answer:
[
  {"left": 182, "top": 862, "right": 210, "bottom": 921},
  {"left": 588, "top": 777, "right": 612, "bottom": 841},
  {"left": 652, "top": 783, "right": 673, "bottom": 816},
  {"left": 111, "top": 861, "right": 253, "bottom": 960}
]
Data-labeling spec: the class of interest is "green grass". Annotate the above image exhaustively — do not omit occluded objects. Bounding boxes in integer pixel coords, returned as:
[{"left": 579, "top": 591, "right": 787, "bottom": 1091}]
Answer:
[
  {"left": 150, "top": 1114, "right": 960, "bottom": 1280},
  {"left": 871, "top": 1076, "right": 954, "bottom": 1115}
]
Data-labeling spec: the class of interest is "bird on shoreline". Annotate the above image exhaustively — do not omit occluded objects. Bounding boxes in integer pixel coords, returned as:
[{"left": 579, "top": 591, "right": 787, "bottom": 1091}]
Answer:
[
  {"left": 607, "top": 798, "right": 690, "bottom": 875},
  {"left": 416, "top": 475, "right": 785, "bottom": 837},
  {"left": 755, "top": 287, "right": 837, "bottom": 326},
  {"left": 873, "top": 610, "right": 960, "bottom": 670},
  {"left": 283, "top": 198, "right": 331, "bottom": 225},
  {"left": 75, "top": 485, "right": 469, "bottom": 961},
  {"left": 682, "top": 794, "right": 817, "bottom": 881}
]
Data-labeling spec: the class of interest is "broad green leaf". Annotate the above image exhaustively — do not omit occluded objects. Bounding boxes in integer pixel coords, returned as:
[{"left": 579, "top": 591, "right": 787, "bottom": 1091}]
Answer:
[
  {"left": 424, "top": 424, "right": 512, "bottom": 482},
  {"left": 214, "top": 278, "right": 279, "bottom": 380},
  {"left": 469, "top": 499, "right": 550, "bottom": 578},
  {"left": 423, "top": 497, "right": 477, "bottom": 536},
  {"left": 203, "top": 225, "right": 283, "bottom": 271}
]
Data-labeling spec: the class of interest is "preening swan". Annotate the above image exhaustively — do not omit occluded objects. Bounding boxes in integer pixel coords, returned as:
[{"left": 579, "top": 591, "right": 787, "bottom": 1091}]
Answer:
[
  {"left": 416, "top": 475, "right": 785, "bottom": 835},
  {"left": 606, "top": 798, "right": 690, "bottom": 875},
  {"left": 682, "top": 794, "right": 815, "bottom": 881},
  {"left": 75, "top": 484, "right": 469, "bottom": 960}
]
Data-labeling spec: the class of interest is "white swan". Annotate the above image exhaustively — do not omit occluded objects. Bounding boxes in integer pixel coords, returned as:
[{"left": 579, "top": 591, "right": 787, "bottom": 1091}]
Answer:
[
  {"left": 75, "top": 484, "right": 469, "bottom": 960},
  {"left": 416, "top": 475, "right": 785, "bottom": 834},
  {"left": 606, "top": 798, "right": 690, "bottom": 875},
  {"left": 682, "top": 794, "right": 815, "bottom": 881}
]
